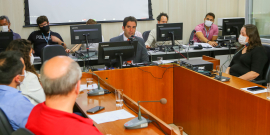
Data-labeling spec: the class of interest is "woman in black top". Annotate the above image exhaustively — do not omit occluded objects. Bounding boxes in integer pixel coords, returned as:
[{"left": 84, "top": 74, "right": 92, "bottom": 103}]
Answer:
[{"left": 225, "top": 24, "right": 268, "bottom": 81}]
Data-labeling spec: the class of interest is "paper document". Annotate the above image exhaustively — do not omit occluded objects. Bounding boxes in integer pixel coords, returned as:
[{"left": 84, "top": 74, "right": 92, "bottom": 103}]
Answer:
[
  {"left": 241, "top": 86, "right": 267, "bottom": 94},
  {"left": 80, "top": 84, "right": 98, "bottom": 91},
  {"left": 88, "top": 109, "right": 135, "bottom": 124},
  {"left": 194, "top": 43, "right": 213, "bottom": 48}
]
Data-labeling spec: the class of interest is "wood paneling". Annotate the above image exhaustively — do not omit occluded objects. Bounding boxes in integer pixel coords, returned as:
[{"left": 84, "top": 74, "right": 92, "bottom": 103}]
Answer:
[
  {"left": 94, "top": 65, "right": 174, "bottom": 124},
  {"left": 76, "top": 72, "right": 176, "bottom": 135},
  {"left": 173, "top": 66, "right": 270, "bottom": 135}
]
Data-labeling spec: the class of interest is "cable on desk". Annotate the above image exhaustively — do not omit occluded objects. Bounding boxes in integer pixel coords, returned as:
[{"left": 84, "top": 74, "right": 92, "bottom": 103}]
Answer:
[{"left": 136, "top": 65, "right": 180, "bottom": 79}]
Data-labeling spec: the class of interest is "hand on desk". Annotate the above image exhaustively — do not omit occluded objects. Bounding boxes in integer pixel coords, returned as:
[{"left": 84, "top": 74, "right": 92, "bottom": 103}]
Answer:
[
  {"left": 208, "top": 41, "right": 218, "bottom": 47},
  {"left": 146, "top": 45, "right": 151, "bottom": 48},
  {"left": 65, "top": 49, "right": 71, "bottom": 53}
]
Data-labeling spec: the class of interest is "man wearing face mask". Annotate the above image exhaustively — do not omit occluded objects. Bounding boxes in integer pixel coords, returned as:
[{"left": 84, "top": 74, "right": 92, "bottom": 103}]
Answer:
[
  {"left": 0, "top": 15, "right": 21, "bottom": 40},
  {"left": 27, "top": 16, "right": 70, "bottom": 57},
  {"left": 192, "top": 12, "right": 218, "bottom": 46},
  {"left": 0, "top": 51, "right": 34, "bottom": 130}
]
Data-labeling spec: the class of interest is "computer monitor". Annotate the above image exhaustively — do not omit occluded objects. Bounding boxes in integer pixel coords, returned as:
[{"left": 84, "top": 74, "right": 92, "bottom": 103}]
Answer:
[
  {"left": 0, "top": 32, "right": 13, "bottom": 52},
  {"left": 70, "top": 24, "right": 102, "bottom": 44},
  {"left": 222, "top": 18, "right": 245, "bottom": 42},
  {"left": 98, "top": 41, "right": 138, "bottom": 68},
  {"left": 156, "top": 23, "right": 183, "bottom": 46}
]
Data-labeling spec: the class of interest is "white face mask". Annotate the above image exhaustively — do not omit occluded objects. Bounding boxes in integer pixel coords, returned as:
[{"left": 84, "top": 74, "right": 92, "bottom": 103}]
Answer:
[
  {"left": 0, "top": 25, "right": 9, "bottom": 32},
  {"left": 30, "top": 53, "right": 34, "bottom": 65},
  {"left": 205, "top": 20, "right": 213, "bottom": 27},
  {"left": 238, "top": 35, "right": 248, "bottom": 45}
]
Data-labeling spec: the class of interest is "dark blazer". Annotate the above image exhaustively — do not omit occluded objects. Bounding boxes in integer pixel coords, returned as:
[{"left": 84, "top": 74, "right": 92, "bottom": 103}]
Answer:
[{"left": 110, "top": 34, "right": 149, "bottom": 63}]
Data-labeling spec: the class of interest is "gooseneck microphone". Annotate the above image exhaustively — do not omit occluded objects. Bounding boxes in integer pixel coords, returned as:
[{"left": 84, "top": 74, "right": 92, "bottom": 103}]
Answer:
[
  {"left": 124, "top": 98, "right": 167, "bottom": 129},
  {"left": 130, "top": 35, "right": 153, "bottom": 63},
  {"left": 87, "top": 72, "right": 104, "bottom": 96}
]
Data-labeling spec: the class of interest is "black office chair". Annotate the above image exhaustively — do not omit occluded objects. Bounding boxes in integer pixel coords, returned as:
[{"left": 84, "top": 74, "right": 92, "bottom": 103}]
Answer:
[
  {"left": 0, "top": 108, "right": 14, "bottom": 135},
  {"left": 142, "top": 30, "right": 151, "bottom": 42},
  {"left": 189, "top": 29, "right": 196, "bottom": 43},
  {"left": 253, "top": 44, "right": 270, "bottom": 86},
  {"left": 41, "top": 45, "right": 67, "bottom": 63},
  {"left": 11, "top": 128, "right": 35, "bottom": 135}
]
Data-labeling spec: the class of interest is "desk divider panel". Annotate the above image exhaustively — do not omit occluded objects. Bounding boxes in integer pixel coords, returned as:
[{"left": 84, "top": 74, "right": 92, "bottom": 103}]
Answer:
[
  {"left": 173, "top": 66, "right": 270, "bottom": 135},
  {"left": 94, "top": 65, "right": 174, "bottom": 124}
]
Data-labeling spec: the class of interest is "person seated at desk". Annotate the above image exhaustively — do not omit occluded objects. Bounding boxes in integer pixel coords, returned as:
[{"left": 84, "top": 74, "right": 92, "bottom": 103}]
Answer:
[
  {"left": 26, "top": 56, "right": 102, "bottom": 135},
  {"left": 78, "top": 19, "right": 104, "bottom": 51},
  {"left": 145, "top": 12, "right": 172, "bottom": 48},
  {"left": 0, "top": 51, "right": 34, "bottom": 130},
  {"left": 27, "top": 16, "right": 70, "bottom": 57},
  {"left": 6, "top": 39, "right": 45, "bottom": 105},
  {"left": 0, "top": 15, "right": 21, "bottom": 40},
  {"left": 110, "top": 16, "right": 149, "bottom": 63},
  {"left": 192, "top": 12, "right": 218, "bottom": 47},
  {"left": 225, "top": 24, "right": 268, "bottom": 81}
]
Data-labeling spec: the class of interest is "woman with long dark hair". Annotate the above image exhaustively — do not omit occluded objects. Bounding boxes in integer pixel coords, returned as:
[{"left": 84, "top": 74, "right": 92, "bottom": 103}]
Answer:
[
  {"left": 225, "top": 24, "right": 268, "bottom": 81},
  {"left": 6, "top": 39, "right": 45, "bottom": 105}
]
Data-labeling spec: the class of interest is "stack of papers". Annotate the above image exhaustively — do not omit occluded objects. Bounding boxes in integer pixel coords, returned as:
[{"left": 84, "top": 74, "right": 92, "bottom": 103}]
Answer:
[
  {"left": 80, "top": 84, "right": 98, "bottom": 91},
  {"left": 241, "top": 86, "right": 267, "bottom": 94},
  {"left": 88, "top": 109, "right": 135, "bottom": 124},
  {"left": 194, "top": 43, "right": 213, "bottom": 48}
]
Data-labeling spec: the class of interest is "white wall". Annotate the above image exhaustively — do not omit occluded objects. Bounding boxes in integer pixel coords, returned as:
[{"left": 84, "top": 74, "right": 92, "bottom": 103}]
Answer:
[{"left": 0, "top": 0, "right": 245, "bottom": 48}]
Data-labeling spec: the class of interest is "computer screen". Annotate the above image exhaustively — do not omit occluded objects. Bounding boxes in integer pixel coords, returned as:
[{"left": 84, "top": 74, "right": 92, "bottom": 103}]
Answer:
[
  {"left": 156, "top": 23, "right": 183, "bottom": 46},
  {"left": 0, "top": 32, "right": 13, "bottom": 52},
  {"left": 98, "top": 41, "right": 138, "bottom": 68},
  {"left": 70, "top": 24, "right": 102, "bottom": 44},
  {"left": 222, "top": 18, "right": 245, "bottom": 42}
]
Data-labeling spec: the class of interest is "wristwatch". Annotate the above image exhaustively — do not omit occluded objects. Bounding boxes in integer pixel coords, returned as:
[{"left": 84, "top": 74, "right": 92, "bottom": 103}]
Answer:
[
  {"left": 207, "top": 40, "right": 210, "bottom": 43},
  {"left": 61, "top": 42, "right": 64, "bottom": 46}
]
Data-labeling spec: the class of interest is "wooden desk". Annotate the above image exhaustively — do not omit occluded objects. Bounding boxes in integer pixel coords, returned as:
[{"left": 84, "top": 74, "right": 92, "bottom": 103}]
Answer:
[
  {"left": 173, "top": 66, "right": 269, "bottom": 135},
  {"left": 76, "top": 73, "right": 179, "bottom": 135}
]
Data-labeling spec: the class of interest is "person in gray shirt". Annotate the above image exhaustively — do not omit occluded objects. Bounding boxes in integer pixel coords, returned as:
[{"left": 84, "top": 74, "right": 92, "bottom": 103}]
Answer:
[{"left": 110, "top": 16, "right": 149, "bottom": 63}]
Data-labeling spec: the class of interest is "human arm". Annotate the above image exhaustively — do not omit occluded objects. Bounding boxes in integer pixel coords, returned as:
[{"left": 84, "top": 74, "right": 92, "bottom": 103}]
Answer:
[
  {"left": 195, "top": 32, "right": 217, "bottom": 46},
  {"left": 145, "top": 30, "right": 155, "bottom": 48},
  {"left": 51, "top": 35, "right": 70, "bottom": 53},
  {"left": 239, "top": 71, "right": 259, "bottom": 81},
  {"left": 225, "top": 67, "right": 230, "bottom": 74}
]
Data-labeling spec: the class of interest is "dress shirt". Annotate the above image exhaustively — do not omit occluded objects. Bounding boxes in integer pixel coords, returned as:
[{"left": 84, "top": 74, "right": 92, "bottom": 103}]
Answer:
[{"left": 0, "top": 85, "right": 34, "bottom": 130}]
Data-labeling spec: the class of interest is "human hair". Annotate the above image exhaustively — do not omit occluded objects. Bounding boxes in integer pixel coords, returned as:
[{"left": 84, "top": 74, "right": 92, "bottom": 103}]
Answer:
[
  {"left": 0, "top": 51, "right": 23, "bottom": 85},
  {"left": 243, "top": 24, "right": 262, "bottom": 51},
  {"left": 205, "top": 12, "right": 215, "bottom": 19},
  {"left": 157, "top": 12, "right": 169, "bottom": 21},
  {"left": 40, "top": 61, "right": 82, "bottom": 97},
  {"left": 36, "top": 16, "right": 49, "bottom": 25},
  {"left": 123, "top": 16, "right": 137, "bottom": 28},
  {"left": 6, "top": 39, "right": 39, "bottom": 80},
  {"left": 86, "top": 19, "right": 97, "bottom": 25},
  {"left": 0, "top": 15, "right": 10, "bottom": 23}
]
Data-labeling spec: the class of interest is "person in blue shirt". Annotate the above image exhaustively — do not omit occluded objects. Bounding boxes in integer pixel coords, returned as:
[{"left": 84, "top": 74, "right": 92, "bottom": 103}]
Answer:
[{"left": 0, "top": 51, "right": 34, "bottom": 130}]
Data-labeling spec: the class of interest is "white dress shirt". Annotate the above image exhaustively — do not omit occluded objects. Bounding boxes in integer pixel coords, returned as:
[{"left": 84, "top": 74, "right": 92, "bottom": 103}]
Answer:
[{"left": 17, "top": 71, "right": 45, "bottom": 105}]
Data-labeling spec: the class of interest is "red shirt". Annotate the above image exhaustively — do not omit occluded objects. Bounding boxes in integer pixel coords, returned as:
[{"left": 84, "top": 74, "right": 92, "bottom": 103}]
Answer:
[{"left": 26, "top": 102, "right": 102, "bottom": 135}]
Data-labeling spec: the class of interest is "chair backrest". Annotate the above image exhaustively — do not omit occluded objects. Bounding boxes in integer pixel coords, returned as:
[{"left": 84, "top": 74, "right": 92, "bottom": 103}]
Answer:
[
  {"left": 189, "top": 29, "right": 196, "bottom": 42},
  {"left": 0, "top": 108, "right": 14, "bottom": 135},
  {"left": 41, "top": 45, "right": 67, "bottom": 63},
  {"left": 11, "top": 128, "right": 35, "bottom": 135},
  {"left": 262, "top": 44, "right": 270, "bottom": 83},
  {"left": 142, "top": 30, "right": 151, "bottom": 42}
]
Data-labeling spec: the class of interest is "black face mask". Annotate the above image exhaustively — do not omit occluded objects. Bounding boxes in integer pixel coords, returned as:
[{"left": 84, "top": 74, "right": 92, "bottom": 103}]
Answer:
[{"left": 39, "top": 25, "right": 50, "bottom": 33}]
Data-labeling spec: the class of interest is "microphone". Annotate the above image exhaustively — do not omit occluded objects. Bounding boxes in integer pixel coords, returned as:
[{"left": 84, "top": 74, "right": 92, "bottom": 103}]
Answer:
[
  {"left": 124, "top": 98, "right": 167, "bottom": 129},
  {"left": 87, "top": 72, "right": 104, "bottom": 96}
]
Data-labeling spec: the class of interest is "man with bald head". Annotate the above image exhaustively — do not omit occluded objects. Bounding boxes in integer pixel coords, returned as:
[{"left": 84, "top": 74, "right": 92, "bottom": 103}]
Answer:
[{"left": 26, "top": 56, "right": 102, "bottom": 135}]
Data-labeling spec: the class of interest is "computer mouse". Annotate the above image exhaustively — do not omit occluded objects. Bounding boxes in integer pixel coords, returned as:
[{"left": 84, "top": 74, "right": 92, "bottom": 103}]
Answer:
[{"left": 198, "top": 44, "right": 202, "bottom": 48}]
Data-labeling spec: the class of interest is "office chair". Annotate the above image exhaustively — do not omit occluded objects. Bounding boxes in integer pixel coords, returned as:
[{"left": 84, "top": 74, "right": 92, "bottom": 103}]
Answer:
[
  {"left": 253, "top": 44, "right": 270, "bottom": 86},
  {"left": 41, "top": 45, "right": 67, "bottom": 63},
  {"left": 142, "top": 30, "right": 151, "bottom": 42},
  {"left": 11, "top": 128, "right": 35, "bottom": 135},
  {"left": 0, "top": 108, "right": 14, "bottom": 135},
  {"left": 189, "top": 29, "right": 196, "bottom": 43}
]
